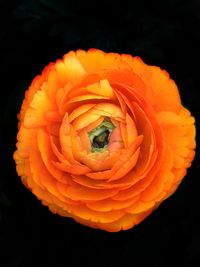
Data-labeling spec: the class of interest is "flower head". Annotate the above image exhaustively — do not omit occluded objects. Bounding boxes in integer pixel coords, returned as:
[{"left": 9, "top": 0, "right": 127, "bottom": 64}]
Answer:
[{"left": 14, "top": 49, "right": 195, "bottom": 232}]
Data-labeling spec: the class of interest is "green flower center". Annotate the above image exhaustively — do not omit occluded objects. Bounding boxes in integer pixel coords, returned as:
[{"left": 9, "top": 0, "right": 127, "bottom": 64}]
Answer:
[{"left": 88, "top": 119, "right": 115, "bottom": 152}]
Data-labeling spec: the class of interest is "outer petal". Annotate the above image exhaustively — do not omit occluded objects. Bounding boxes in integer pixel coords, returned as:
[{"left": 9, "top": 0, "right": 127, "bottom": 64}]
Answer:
[{"left": 121, "top": 55, "right": 182, "bottom": 113}]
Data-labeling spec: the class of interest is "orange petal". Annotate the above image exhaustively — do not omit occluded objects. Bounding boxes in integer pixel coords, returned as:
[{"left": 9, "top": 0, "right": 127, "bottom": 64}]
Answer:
[
  {"left": 141, "top": 143, "right": 174, "bottom": 202},
  {"left": 56, "top": 57, "right": 86, "bottom": 82},
  {"left": 45, "top": 111, "right": 62, "bottom": 122},
  {"left": 59, "top": 113, "right": 75, "bottom": 161},
  {"left": 125, "top": 200, "right": 155, "bottom": 214},
  {"left": 72, "top": 102, "right": 125, "bottom": 131},
  {"left": 157, "top": 110, "right": 196, "bottom": 169},
  {"left": 80, "top": 150, "right": 122, "bottom": 172},
  {"left": 56, "top": 180, "right": 119, "bottom": 201},
  {"left": 69, "top": 204, "right": 124, "bottom": 224},
  {"left": 126, "top": 112, "right": 138, "bottom": 145},
  {"left": 77, "top": 49, "right": 131, "bottom": 74},
  {"left": 78, "top": 128, "right": 91, "bottom": 152},
  {"left": 122, "top": 55, "right": 182, "bottom": 113},
  {"left": 71, "top": 111, "right": 102, "bottom": 131},
  {"left": 68, "top": 103, "right": 96, "bottom": 122},
  {"left": 86, "top": 135, "right": 143, "bottom": 180},
  {"left": 104, "top": 69, "right": 147, "bottom": 96},
  {"left": 131, "top": 101, "right": 156, "bottom": 174},
  {"left": 93, "top": 103, "right": 125, "bottom": 121},
  {"left": 86, "top": 195, "right": 140, "bottom": 212},
  {"left": 67, "top": 93, "right": 110, "bottom": 104},
  {"left": 52, "top": 161, "right": 90, "bottom": 175},
  {"left": 24, "top": 90, "right": 56, "bottom": 128},
  {"left": 86, "top": 79, "right": 115, "bottom": 99},
  {"left": 107, "top": 147, "right": 140, "bottom": 182},
  {"left": 108, "top": 123, "right": 124, "bottom": 153},
  {"left": 37, "top": 129, "right": 71, "bottom": 184},
  {"left": 16, "top": 125, "right": 36, "bottom": 158},
  {"left": 46, "top": 122, "right": 60, "bottom": 137},
  {"left": 77, "top": 210, "right": 152, "bottom": 232},
  {"left": 85, "top": 116, "right": 105, "bottom": 132}
]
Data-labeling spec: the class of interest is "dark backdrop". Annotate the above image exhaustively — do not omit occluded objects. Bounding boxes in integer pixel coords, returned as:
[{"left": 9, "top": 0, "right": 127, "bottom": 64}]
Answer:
[{"left": 0, "top": 0, "right": 200, "bottom": 266}]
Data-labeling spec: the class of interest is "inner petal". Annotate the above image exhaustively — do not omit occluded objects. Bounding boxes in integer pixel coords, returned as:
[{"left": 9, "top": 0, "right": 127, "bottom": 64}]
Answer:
[{"left": 76, "top": 118, "right": 124, "bottom": 172}]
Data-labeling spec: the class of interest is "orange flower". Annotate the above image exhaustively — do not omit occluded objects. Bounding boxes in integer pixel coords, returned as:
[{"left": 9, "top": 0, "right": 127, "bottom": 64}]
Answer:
[{"left": 14, "top": 49, "right": 196, "bottom": 232}]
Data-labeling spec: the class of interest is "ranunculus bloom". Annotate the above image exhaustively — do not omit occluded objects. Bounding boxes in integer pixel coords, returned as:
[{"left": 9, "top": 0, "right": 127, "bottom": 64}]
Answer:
[{"left": 14, "top": 49, "right": 196, "bottom": 232}]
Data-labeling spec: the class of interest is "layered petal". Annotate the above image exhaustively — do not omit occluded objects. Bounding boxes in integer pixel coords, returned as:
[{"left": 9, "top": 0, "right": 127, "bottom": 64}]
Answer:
[{"left": 14, "top": 49, "right": 196, "bottom": 232}]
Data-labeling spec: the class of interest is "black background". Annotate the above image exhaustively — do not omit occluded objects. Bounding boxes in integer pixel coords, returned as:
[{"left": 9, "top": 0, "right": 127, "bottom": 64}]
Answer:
[{"left": 0, "top": 0, "right": 200, "bottom": 266}]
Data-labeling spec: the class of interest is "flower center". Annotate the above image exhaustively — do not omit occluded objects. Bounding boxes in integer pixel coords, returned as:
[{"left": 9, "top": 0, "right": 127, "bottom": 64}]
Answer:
[{"left": 88, "top": 119, "right": 115, "bottom": 152}]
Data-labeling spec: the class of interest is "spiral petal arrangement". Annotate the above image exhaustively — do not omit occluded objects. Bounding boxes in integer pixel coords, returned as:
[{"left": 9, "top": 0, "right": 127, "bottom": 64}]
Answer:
[{"left": 14, "top": 49, "right": 195, "bottom": 232}]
